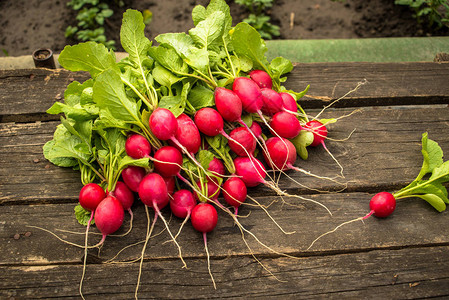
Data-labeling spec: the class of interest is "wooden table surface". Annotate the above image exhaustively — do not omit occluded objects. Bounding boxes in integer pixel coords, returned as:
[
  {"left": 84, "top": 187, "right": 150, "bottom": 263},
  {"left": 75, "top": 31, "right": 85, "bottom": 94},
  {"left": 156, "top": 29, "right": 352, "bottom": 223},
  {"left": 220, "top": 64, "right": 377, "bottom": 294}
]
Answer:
[{"left": 1, "top": 62, "right": 449, "bottom": 299}]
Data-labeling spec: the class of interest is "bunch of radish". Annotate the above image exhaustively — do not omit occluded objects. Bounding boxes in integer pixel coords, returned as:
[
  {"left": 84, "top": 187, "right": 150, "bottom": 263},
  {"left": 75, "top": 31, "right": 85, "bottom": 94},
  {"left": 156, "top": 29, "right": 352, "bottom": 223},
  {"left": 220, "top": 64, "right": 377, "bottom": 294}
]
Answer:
[{"left": 41, "top": 0, "right": 449, "bottom": 297}]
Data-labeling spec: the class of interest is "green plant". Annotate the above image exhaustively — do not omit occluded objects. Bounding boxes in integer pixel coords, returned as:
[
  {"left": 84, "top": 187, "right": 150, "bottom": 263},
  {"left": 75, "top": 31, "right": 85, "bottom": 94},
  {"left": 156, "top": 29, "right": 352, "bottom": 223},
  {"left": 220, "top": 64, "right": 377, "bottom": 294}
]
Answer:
[
  {"left": 234, "top": 0, "right": 280, "bottom": 39},
  {"left": 65, "top": 0, "right": 124, "bottom": 49},
  {"left": 395, "top": 0, "right": 449, "bottom": 29}
]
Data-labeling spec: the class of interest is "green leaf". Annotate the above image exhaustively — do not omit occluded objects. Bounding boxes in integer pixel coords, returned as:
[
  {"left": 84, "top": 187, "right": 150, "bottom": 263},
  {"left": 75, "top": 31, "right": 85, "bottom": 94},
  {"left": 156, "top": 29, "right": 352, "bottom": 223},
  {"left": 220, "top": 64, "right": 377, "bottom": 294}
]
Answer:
[
  {"left": 231, "top": 55, "right": 253, "bottom": 72},
  {"left": 152, "top": 65, "right": 182, "bottom": 88},
  {"left": 155, "top": 32, "right": 195, "bottom": 58},
  {"left": 159, "top": 95, "right": 185, "bottom": 117},
  {"left": 43, "top": 139, "right": 77, "bottom": 167},
  {"left": 417, "top": 132, "right": 444, "bottom": 180},
  {"left": 197, "top": 150, "right": 215, "bottom": 170},
  {"left": 187, "top": 85, "right": 214, "bottom": 109},
  {"left": 184, "top": 47, "right": 209, "bottom": 74},
  {"left": 192, "top": 0, "right": 232, "bottom": 32},
  {"left": 44, "top": 134, "right": 92, "bottom": 165},
  {"left": 189, "top": 11, "right": 225, "bottom": 50},
  {"left": 270, "top": 57, "right": 293, "bottom": 77},
  {"left": 120, "top": 9, "right": 152, "bottom": 67},
  {"left": 429, "top": 160, "right": 449, "bottom": 184},
  {"left": 74, "top": 204, "right": 94, "bottom": 226},
  {"left": 58, "top": 42, "right": 117, "bottom": 78},
  {"left": 231, "top": 22, "right": 269, "bottom": 71},
  {"left": 290, "top": 131, "right": 314, "bottom": 160},
  {"left": 414, "top": 194, "right": 446, "bottom": 212},
  {"left": 117, "top": 156, "right": 150, "bottom": 171},
  {"left": 148, "top": 45, "right": 189, "bottom": 74},
  {"left": 93, "top": 68, "right": 141, "bottom": 124}
]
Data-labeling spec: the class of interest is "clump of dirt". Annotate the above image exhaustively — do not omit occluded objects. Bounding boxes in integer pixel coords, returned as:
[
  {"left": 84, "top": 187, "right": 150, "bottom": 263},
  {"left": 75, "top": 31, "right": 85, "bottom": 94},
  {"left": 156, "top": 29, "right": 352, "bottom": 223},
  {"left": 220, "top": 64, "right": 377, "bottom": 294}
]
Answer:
[{"left": 0, "top": 0, "right": 447, "bottom": 57}]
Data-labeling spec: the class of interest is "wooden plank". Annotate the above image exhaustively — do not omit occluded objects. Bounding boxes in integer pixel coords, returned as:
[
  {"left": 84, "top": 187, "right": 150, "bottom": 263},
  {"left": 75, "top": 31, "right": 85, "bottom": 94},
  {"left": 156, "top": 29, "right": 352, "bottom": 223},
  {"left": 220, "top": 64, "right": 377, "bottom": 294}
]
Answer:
[
  {"left": 1, "top": 62, "right": 449, "bottom": 121},
  {"left": 1, "top": 246, "right": 449, "bottom": 299},
  {"left": 2, "top": 191, "right": 448, "bottom": 265},
  {"left": 1, "top": 106, "right": 449, "bottom": 204}
]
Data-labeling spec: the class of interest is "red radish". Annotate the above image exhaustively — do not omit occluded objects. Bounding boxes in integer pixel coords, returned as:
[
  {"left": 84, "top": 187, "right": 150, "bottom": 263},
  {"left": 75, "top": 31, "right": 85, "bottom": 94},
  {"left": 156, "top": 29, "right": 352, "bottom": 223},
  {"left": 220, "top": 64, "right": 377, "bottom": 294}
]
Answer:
[
  {"left": 79, "top": 183, "right": 106, "bottom": 211},
  {"left": 279, "top": 92, "right": 297, "bottom": 113},
  {"left": 153, "top": 146, "right": 183, "bottom": 177},
  {"left": 191, "top": 203, "right": 218, "bottom": 233},
  {"left": 94, "top": 196, "right": 124, "bottom": 237},
  {"left": 260, "top": 88, "right": 283, "bottom": 116},
  {"left": 125, "top": 134, "right": 151, "bottom": 159},
  {"left": 369, "top": 192, "right": 396, "bottom": 218},
  {"left": 191, "top": 202, "right": 219, "bottom": 288},
  {"left": 121, "top": 166, "right": 146, "bottom": 192},
  {"left": 194, "top": 108, "right": 224, "bottom": 137},
  {"left": 263, "top": 137, "right": 296, "bottom": 171},
  {"left": 149, "top": 108, "right": 178, "bottom": 141},
  {"left": 214, "top": 87, "right": 243, "bottom": 123},
  {"left": 249, "top": 70, "right": 273, "bottom": 89},
  {"left": 138, "top": 173, "right": 169, "bottom": 210},
  {"left": 270, "top": 111, "right": 302, "bottom": 139},
  {"left": 112, "top": 181, "right": 134, "bottom": 211},
  {"left": 228, "top": 127, "right": 256, "bottom": 157},
  {"left": 170, "top": 113, "right": 201, "bottom": 154},
  {"left": 304, "top": 120, "right": 328, "bottom": 147},
  {"left": 170, "top": 189, "right": 197, "bottom": 219},
  {"left": 208, "top": 158, "right": 225, "bottom": 178},
  {"left": 223, "top": 177, "right": 247, "bottom": 214},
  {"left": 163, "top": 176, "right": 175, "bottom": 196},
  {"left": 234, "top": 156, "right": 266, "bottom": 187},
  {"left": 250, "top": 122, "right": 262, "bottom": 138},
  {"left": 232, "top": 77, "right": 263, "bottom": 114},
  {"left": 195, "top": 179, "right": 221, "bottom": 202}
]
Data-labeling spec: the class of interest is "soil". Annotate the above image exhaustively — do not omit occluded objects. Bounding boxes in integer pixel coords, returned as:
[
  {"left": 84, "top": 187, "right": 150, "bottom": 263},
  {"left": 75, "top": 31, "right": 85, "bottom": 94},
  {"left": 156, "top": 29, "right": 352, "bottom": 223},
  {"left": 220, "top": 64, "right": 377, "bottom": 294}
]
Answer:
[{"left": 0, "top": 0, "right": 448, "bottom": 57}]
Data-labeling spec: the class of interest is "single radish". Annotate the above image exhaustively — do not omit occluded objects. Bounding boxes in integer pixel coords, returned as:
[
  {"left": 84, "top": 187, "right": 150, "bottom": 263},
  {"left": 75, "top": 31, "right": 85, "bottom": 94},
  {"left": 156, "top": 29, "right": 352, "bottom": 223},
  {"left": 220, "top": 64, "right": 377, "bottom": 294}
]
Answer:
[
  {"left": 260, "top": 88, "right": 283, "bottom": 116},
  {"left": 79, "top": 183, "right": 106, "bottom": 212},
  {"left": 304, "top": 120, "right": 328, "bottom": 147},
  {"left": 368, "top": 192, "right": 396, "bottom": 218},
  {"left": 228, "top": 127, "right": 257, "bottom": 157},
  {"left": 94, "top": 196, "right": 125, "bottom": 238},
  {"left": 112, "top": 181, "right": 134, "bottom": 211},
  {"left": 190, "top": 202, "right": 218, "bottom": 288},
  {"left": 279, "top": 92, "right": 298, "bottom": 113},
  {"left": 208, "top": 157, "right": 226, "bottom": 178},
  {"left": 171, "top": 189, "right": 197, "bottom": 219},
  {"left": 222, "top": 177, "right": 247, "bottom": 214},
  {"left": 125, "top": 134, "right": 151, "bottom": 159},
  {"left": 138, "top": 173, "right": 169, "bottom": 210},
  {"left": 234, "top": 156, "right": 266, "bottom": 188},
  {"left": 194, "top": 108, "right": 224, "bottom": 137},
  {"left": 270, "top": 111, "right": 302, "bottom": 139},
  {"left": 263, "top": 137, "right": 297, "bottom": 171},
  {"left": 249, "top": 70, "right": 273, "bottom": 89},
  {"left": 153, "top": 146, "right": 183, "bottom": 178},
  {"left": 149, "top": 107, "right": 178, "bottom": 141},
  {"left": 121, "top": 166, "right": 146, "bottom": 193},
  {"left": 169, "top": 113, "right": 201, "bottom": 154},
  {"left": 163, "top": 176, "right": 175, "bottom": 196},
  {"left": 250, "top": 121, "right": 262, "bottom": 139},
  {"left": 214, "top": 87, "right": 243, "bottom": 123},
  {"left": 232, "top": 77, "right": 263, "bottom": 114}
]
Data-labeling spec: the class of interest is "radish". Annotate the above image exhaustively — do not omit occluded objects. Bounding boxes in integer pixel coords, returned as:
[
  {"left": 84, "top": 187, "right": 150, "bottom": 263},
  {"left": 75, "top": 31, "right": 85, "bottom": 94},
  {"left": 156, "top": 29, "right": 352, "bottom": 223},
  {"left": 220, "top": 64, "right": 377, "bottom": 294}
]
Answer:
[
  {"left": 194, "top": 107, "right": 224, "bottom": 137},
  {"left": 191, "top": 202, "right": 218, "bottom": 289},
  {"left": 112, "top": 181, "right": 134, "bottom": 211},
  {"left": 163, "top": 176, "right": 175, "bottom": 196},
  {"left": 125, "top": 134, "right": 152, "bottom": 159},
  {"left": 153, "top": 146, "right": 183, "bottom": 177},
  {"left": 138, "top": 173, "right": 169, "bottom": 210},
  {"left": 368, "top": 192, "right": 396, "bottom": 218},
  {"left": 79, "top": 183, "right": 106, "bottom": 212},
  {"left": 149, "top": 107, "right": 178, "bottom": 141},
  {"left": 170, "top": 113, "right": 201, "bottom": 154},
  {"left": 270, "top": 111, "right": 302, "bottom": 139},
  {"left": 208, "top": 157, "right": 225, "bottom": 178},
  {"left": 228, "top": 127, "right": 257, "bottom": 157},
  {"left": 94, "top": 195, "right": 125, "bottom": 240},
  {"left": 263, "top": 137, "right": 297, "bottom": 171},
  {"left": 260, "top": 88, "right": 283, "bottom": 116},
  {"left": 279, "top": 92, "right": 298, "bottom": 113},
  {"left": 232, "top": 77, "right": 263, "bottom": 114},
  {"left": 234, "top": 156, "right": 266, "bottom": 188},
  {"left": 304, "top": 120, "right": 328, "bottom": 147},
  {"left": 222, "top": 177, "right": 247, "bottom": 214},
  {"left": 214, "top": 87, "right": 243, "bottom": 123},
  {"left": 249, "top": 70, "right": 273, "bottom": 89},
  {"left": 121, "top": 166, "right": 146, "bottom": 192},
  {"left": 250, "top": 121, "right": 262, "bottom": 139},
  {"left": 171, "top": 189, "right": 197, "bottom": 219}
]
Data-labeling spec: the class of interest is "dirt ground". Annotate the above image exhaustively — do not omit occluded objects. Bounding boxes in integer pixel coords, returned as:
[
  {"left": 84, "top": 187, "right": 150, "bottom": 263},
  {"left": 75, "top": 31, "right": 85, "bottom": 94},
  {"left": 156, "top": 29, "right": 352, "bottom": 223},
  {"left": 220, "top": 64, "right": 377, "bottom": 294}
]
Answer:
[{"left": 0, "top": 0, "right": 448, "bottom": 57}]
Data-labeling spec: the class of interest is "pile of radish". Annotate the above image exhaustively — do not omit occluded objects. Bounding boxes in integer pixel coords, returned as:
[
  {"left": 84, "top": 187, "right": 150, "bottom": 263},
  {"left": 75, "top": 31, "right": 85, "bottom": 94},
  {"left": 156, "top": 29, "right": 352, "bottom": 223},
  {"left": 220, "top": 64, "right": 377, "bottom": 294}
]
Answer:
[{"left": 42, "top": 0, "right": 449, "bottom": 296}]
